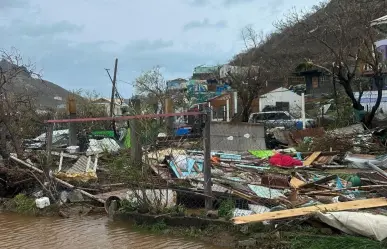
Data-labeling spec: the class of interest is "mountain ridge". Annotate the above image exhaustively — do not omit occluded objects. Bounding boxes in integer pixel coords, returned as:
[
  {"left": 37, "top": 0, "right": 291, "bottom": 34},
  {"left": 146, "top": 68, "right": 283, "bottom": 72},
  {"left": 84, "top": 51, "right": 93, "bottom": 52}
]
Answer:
[{"left": 0, "top": 59, "right": 71, "bottom": 109}]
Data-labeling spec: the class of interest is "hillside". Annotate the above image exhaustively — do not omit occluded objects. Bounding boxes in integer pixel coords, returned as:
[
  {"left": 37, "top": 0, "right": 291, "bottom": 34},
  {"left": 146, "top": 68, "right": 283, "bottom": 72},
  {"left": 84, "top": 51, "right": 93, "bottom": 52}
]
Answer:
[
  {"left": 0, "top": 59, "right": 70, "bottom": 109},
  {"left": 231, "top": 0, "right": 387, "bottom": 78}
]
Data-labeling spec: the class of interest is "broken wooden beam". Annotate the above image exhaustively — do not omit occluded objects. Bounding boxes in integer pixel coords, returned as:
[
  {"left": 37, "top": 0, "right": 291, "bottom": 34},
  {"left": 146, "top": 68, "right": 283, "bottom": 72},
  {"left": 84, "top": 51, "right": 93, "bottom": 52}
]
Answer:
[
  {"left": 232, "top": 198, "right": 387, "bottom": 224},
  {"left": 290, "top": 177, "right": 306, "bottom": 189},
  {"left": 303, "top": 151, "right": 321, "bottom": 166},
  {"left": 10, "top": 156, "right": 105, "bottom": 203}
]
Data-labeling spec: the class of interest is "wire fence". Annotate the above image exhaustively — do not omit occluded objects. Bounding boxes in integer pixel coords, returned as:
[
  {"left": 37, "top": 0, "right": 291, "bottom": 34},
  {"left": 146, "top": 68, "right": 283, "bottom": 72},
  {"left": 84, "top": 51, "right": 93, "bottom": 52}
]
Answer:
[{"left": 41, "top": 108, "right": 387, "bottom": 244}]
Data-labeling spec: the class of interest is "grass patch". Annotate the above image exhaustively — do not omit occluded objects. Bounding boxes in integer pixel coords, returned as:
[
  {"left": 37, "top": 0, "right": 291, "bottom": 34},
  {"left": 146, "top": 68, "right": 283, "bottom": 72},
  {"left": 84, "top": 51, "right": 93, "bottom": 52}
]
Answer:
[
  {"left": 290, "top": 235, "right": 387, "bottom": 249},
  {"left": 149, "top": 220, "right": 168, "bottom": 232},
  {"left": 218, "top": 199, "right": 235, "bottom": 220},
  {"left": 12, "top": 194, "right": 37, "bottom": 215},
  {"left": 1, "top": 194, "right": 60, "bottom": 216}
]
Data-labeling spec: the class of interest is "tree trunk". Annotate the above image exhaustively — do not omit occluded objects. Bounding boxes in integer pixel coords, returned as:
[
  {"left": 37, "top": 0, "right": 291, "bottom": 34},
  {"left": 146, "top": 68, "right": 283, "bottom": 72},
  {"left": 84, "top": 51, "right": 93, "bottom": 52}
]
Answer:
[
  {"left": 341, "top": 81, "right": 363, "bottom": 110},
  {"left": 8, "top": 128, "right": 23, "bottom": 157},
  {"left": 366, "top": 75, "right": 383, "bottom": 128},
  {"left": 1, "top": 117, "right": 23, "bottom": 158},
  {"left": 0, "top": 123, "right": 9, "bottom": 159},
  {"left": 241, "top": 97, "right": 254, "bottom": 122}
]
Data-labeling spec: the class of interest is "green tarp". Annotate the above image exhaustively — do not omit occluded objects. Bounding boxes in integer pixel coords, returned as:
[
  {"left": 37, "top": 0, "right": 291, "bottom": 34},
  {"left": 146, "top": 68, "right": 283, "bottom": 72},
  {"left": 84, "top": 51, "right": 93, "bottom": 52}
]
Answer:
[
  {"left": 124, "top": 128, "right": 131, "bottom": 148},
  {"left": 249, "top": 150, "right": 275, "bottom": 159},
  {"left": 91, "top": 130, "right": 115, "bottom": 138}
]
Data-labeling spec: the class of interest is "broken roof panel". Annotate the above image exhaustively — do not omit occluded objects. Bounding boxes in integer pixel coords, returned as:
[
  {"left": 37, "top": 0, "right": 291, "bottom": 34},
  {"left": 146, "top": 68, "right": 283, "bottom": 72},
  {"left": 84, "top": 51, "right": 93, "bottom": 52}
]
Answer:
[{"left": 248, "top": 184, "right": 286, "bottom": 199}]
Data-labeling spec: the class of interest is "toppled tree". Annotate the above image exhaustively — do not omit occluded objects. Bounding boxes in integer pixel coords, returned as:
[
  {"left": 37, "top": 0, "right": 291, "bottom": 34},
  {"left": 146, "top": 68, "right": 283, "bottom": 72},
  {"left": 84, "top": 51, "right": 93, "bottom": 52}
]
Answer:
[{"left": 276, "top": 0, "right": 386, "bottom": 127}]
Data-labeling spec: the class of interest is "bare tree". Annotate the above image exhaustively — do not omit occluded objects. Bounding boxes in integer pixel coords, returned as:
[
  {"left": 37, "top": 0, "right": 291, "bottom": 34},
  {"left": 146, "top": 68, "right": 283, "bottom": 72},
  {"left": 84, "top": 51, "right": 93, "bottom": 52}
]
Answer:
[
  {"left": 54, "top": 89, "right": 110, "bottom": 132},
  {"left": 134, "top": 66, "right": 167, "bottom": 115},
  {"left": 0, "top": 48, "right": 42, "bottom": 158},
  {"left": 276, "top": 0, "right": 386, "bottom": 127},
  {"left": 227, "top": 26, "right": 272, "bottom": 122},
  {"left": 134, "top": 66, "right": 188, "bottom": 114}
]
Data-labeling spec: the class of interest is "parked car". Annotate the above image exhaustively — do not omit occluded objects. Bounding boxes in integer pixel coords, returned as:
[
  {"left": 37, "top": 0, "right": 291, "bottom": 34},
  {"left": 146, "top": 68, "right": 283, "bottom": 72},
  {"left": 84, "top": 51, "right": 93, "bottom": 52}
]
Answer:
[{"left": 248, "top": 111, "right": 315, "bottom": 129}]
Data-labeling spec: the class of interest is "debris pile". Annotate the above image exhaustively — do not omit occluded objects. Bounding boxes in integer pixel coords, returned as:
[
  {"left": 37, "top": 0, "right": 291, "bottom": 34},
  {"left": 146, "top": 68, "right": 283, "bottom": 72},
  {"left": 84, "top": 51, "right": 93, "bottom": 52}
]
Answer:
[
  {"left": 144, "top": 128, "right": 387, "bottom": 241},
  {"left": 4, "top": 123, "right": 387, "bottom": 242}
]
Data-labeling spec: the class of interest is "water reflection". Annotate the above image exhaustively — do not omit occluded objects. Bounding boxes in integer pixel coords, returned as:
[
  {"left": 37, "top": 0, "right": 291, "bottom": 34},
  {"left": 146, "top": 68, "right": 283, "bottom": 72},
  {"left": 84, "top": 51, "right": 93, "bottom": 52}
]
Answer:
[{"left": 0, "top": 213, "right": 221, "bottom": 249}]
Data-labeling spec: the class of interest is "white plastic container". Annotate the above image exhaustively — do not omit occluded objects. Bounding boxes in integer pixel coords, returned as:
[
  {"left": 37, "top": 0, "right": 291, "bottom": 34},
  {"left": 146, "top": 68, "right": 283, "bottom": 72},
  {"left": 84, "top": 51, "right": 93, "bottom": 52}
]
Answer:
[
  {"left": 66, "top": 146, "right": 80, "bottom": 154},
  {"left": 35, "top": 197, "right": 50, "bottom": 209}
]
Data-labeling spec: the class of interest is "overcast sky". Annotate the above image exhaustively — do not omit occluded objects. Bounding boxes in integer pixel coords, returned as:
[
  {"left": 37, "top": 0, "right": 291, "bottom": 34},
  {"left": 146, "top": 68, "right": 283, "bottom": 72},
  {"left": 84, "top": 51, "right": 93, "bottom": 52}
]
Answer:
[{"left": 0, "top": 0, "right": 320, "bottom": 97}]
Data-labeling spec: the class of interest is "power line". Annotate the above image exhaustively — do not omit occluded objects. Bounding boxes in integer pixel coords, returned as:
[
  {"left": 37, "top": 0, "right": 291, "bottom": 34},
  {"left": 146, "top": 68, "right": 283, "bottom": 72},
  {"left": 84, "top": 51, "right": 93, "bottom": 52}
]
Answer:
[{"left": 117, "top": 79, "right": 132, "bottom": 85}]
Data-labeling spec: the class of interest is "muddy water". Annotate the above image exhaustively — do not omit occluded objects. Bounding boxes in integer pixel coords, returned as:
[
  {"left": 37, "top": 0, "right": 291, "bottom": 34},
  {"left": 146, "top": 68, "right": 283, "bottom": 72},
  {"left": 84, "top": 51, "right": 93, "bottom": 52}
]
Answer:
[{"left": 0, "top": 213, "right": 222, "bottom": 249}]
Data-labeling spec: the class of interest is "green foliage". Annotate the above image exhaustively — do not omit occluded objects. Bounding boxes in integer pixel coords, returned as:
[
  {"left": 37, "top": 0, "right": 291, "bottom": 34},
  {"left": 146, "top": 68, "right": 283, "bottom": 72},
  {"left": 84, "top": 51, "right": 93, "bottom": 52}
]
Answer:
[
  {"left": 119, "top": 199, "right": 139, "bottom": 213},
  {"left": 13, "top": 194, "right": 36, "bottom": 214},
  {"left": 54, "top": 89, "right": 110, "bottom": 131},
  {"left": 218, "top": 199, "right": 235, "bottom": 220},
  {"left": 295, "top": 140, "right": 311, "bottom": 152},
  {"left": 119, "top": 197, "right": 187, "bottom": 218},
  {"left": 165, "top": 204, "right": 186, "bottom": 216},
  {"left": 107, "top": 155, "right": 175, "bottom": 213},
  {"left": 105, "top": 153, "right": 142, "bottom": 183},
  {"left": 326, "top": 96, "right": 355, "bottom": 130},
  {"left": 138, "top": 118, "right": 163, "bottom": 146},
  {"left": 150, "top": 220, "right": 168, "bottom": 232},
  {"left": 290, "top": 235, "right": 386, "bottom": 249}
]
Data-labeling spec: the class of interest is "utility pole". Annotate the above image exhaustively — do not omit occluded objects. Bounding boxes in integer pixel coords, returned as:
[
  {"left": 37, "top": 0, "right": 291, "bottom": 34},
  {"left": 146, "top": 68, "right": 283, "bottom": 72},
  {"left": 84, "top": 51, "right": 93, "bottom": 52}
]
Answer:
[
  {"left": 165, "top": 97, "right": 174, "bottom": 136},
  {"left": 109, "top": 58, "right": 118, "bottom": 117},
  {"left": 105, "top": 58, "right": 119, "bottom": 138},
  {"left": 203, "top": 110, "right": 212, "bottom": 210},
  {"left": 67, "top": 94, "right": 77, "bottom": 146}
]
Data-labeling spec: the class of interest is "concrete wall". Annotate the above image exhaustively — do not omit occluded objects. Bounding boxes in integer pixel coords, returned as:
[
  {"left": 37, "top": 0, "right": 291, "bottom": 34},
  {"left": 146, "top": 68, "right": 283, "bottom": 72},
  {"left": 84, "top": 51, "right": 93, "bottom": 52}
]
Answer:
[{"left": 210, "top": 122, "right": 266, "bottom": 151}]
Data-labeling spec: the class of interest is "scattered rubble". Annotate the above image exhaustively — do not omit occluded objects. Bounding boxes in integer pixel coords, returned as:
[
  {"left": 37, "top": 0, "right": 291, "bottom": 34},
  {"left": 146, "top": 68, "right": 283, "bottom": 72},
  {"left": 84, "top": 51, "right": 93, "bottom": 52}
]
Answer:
[{"left": 2, "top": 121, "right": 387, "bottom": 243}]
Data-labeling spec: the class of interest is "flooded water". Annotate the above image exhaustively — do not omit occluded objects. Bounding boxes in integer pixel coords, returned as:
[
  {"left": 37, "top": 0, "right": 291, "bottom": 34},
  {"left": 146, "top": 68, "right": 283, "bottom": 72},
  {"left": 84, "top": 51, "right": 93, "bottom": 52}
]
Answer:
[{"left": 0, "top": 213, "right": 222, "bottom": 249}]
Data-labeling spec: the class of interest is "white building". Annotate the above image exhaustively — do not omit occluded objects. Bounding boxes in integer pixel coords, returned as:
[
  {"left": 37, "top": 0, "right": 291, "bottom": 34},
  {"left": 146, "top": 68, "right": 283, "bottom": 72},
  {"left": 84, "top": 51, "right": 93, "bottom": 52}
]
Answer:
[
  {"left": 92, "top": 98, "right": 128, "bottom": 116},
  {"left": 259, "top": 87, "right": 302, "bottom": 117},
  {"left": 354, "top": 91, "right": 387, "bottom": 113}
]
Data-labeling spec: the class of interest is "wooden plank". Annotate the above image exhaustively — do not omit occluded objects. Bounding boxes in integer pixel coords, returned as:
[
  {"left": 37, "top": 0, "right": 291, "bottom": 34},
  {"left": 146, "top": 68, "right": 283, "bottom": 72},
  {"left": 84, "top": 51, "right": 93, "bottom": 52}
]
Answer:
[
  {"left": 290, "top": 177, "right": 305, "bottom": 189},
  {"left": 303, "top": 151, "right": 321, "bottom": 166},
  {"left": 51, "top": 151, "right": 79, "bottom": 159},
  {"left": 232, "top": 198, "right": 387, "bottom": 224}
]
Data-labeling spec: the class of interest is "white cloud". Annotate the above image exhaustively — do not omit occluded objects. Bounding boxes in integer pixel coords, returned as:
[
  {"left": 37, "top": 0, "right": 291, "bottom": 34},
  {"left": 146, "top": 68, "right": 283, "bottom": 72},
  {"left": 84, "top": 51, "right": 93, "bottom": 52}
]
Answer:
[{"left": 0, "top": 0, "right": 321, "bottom": 97}]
